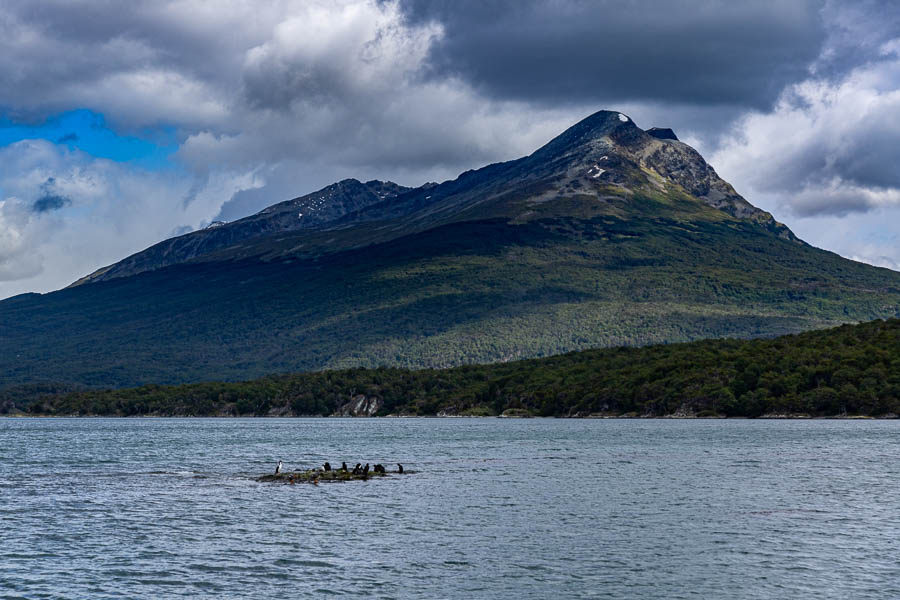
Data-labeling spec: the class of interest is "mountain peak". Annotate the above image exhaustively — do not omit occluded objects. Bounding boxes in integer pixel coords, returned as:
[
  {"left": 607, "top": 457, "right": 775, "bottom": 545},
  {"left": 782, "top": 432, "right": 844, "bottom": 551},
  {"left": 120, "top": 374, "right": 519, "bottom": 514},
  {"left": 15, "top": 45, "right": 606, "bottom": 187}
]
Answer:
[
  {"left": 570, "top": 109, "right": 636, "bottom": 133},
  {"left": 514, "top": 109, "right": 794, "bottom": 240},
  {"left": 529, "top": 110, "right": 639, "bottom": 160}
]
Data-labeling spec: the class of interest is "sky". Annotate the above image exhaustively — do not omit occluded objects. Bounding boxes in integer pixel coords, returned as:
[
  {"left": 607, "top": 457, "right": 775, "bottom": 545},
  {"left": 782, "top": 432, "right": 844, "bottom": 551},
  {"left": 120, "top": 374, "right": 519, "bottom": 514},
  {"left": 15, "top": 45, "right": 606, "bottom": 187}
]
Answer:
[{"left": 1, "top": 0, "right": 899, "bottom": 299}]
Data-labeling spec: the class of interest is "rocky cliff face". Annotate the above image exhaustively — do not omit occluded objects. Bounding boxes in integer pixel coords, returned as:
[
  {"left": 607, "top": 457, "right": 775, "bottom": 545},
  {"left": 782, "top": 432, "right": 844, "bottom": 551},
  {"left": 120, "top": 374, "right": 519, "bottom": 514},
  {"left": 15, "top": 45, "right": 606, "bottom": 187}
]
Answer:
[
  {"left": 515, "top": 111, "right": 796, "bottom": 241},
  {"left": 635, "top": 133, "right": 796, "bottom": 240},
  {"left": 333, "top": 395, "right": 383, "bottom": 417}
]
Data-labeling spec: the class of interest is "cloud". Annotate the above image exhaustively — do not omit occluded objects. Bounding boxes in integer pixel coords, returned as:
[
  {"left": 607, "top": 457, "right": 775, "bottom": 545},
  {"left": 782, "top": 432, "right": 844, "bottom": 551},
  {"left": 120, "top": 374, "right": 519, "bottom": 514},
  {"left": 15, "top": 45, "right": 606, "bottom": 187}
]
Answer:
[
  {"left": 850, "top": 253, "right": 900, "bottom": 271},
  {"left": 30, "top": 177, "right": 72, "bottom": 213},
  {"left": 0, "top": 0, "right": 246, "bottom": 131},
  {"left": 0, "top": 140, "right": 260, "bottom": 297},
  {"left": 399, "top": 0, "right": 825, "bottom": 110},
  {"left": 0, "top": 1, "right": 829, "bottom": 171},
  {"left": 32, "top": 194, "right": 71, "bottom": 213},
  {"left": 812, "top": 0, "right": 900, "bottom": 77},
  {"left": 712, "top": 47, "right": 900, "bottom": 218},
  {"left": 0, "top": 199, "right": 44, "bottom": 281},
  {"left": 241, "top": 1, "right": 441, "bottom": 111},
  {"left": 0, "top": 1, "right": 832, "bottom": 185},
  {"left": 783, "top": 206, "right": 900, "bottom": 273}
]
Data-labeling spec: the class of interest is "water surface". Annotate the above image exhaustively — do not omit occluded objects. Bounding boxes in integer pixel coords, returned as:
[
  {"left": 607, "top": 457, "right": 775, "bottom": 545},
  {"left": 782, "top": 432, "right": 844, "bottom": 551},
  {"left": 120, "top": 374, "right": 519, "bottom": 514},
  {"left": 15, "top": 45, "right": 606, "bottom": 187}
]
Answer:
[{"left": 2, "top": 418, "right": 899, "bottom": 598}]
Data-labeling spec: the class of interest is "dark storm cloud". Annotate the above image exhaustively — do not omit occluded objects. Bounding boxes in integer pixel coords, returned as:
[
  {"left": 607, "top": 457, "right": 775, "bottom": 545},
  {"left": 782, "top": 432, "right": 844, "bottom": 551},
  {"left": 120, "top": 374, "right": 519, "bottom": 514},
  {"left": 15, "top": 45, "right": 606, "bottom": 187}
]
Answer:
[
  {"left": 32, "top": 193, "right": 71, "bottom": 213},
  {"left": 398, "top": 0, "right": 826, "bottom": 109},
  {"left": 31, "top": 177, "right": 71, "bottom": 213},
  {"left": 812, "top": 0, "right": 900, "bottom": 77},
  {"left": 712, "top": 28, "right": 900, "bottom": 221}
]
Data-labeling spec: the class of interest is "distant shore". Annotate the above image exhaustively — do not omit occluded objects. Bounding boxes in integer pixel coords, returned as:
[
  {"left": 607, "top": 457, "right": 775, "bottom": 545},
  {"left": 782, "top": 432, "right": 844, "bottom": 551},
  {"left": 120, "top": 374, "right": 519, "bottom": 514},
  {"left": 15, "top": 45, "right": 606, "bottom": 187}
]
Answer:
[
  {"left": 3, "top": 412, "right": 897, "bottom": 420},
  {"left": 5, "top": 319, "right": 899, "bottom": 420}
]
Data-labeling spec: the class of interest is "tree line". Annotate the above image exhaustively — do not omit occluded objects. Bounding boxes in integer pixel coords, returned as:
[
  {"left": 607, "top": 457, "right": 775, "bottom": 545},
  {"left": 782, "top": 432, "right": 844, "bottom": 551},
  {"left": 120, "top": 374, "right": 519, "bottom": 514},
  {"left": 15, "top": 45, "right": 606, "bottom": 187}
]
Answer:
[{"left": 10, "top": 318, "right": 900, "bottom": 418}]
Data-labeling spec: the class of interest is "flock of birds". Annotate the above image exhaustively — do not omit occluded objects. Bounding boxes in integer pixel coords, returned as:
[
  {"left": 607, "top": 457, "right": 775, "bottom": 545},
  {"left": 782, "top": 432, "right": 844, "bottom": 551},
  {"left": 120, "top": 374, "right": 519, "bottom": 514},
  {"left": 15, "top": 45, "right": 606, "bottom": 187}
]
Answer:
[{"left": 274, "top": 460, "right": 403, "bottom": 481}]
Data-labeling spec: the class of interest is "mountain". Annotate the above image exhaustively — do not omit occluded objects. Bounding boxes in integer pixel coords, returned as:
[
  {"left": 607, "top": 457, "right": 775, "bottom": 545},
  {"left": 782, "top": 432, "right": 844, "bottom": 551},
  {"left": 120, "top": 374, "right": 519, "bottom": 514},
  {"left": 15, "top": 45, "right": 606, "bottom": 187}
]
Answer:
[
  {"left": 2, "top": 110, "right": 900, "bottom": 388},
  {"left": 73, "top": 111, "right": 793, "bottom": 284}
]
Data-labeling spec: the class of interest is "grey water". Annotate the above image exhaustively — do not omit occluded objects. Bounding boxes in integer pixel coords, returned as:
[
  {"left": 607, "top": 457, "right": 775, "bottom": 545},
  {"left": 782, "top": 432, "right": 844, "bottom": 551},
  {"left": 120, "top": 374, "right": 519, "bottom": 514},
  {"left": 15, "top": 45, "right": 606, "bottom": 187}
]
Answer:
[{"left": 2, "top": 419, "right": 900, "bottom": 599}]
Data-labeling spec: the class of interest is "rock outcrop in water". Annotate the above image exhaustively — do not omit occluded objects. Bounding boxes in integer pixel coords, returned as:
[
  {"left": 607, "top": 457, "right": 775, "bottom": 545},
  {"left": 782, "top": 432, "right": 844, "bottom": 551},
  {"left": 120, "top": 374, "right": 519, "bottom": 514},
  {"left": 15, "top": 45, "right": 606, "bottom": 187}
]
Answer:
[{"left": 258, "top": 467, "right": 406, "bottom": 483}]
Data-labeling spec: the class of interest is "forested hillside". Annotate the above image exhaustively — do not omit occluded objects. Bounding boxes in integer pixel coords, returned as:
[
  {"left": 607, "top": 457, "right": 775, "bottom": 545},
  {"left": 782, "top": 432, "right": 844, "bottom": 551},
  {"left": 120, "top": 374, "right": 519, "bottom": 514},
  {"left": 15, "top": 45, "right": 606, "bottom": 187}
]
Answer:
[{"left": 16, "top": 318, "right": 900, "bottom": 418}]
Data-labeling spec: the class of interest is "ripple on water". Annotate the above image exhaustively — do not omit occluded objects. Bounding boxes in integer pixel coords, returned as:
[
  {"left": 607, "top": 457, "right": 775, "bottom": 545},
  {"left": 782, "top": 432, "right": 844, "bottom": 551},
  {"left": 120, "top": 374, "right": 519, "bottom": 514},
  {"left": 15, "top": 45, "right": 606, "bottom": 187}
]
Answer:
[{"left": 2, "top": 418, "right": 900, "bottom": 598}]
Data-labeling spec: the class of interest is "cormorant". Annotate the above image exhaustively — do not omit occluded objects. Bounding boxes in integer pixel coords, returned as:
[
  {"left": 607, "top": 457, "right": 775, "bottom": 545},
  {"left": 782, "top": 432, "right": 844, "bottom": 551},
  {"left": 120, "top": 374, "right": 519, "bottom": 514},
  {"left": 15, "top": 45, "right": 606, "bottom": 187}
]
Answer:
[
  {"left": 324, "top": 462, "right": 332, "bottom": 472},
  {"left": 363, "top": 463, "right": 370, "bottom": 476},
  {"left": 275, "top": 460, "right": 283, "bottom": 475},
  {"left": 352, "top": 463, "right": 362, "bottom": 475},
  {"left": 397, "top": 463, "right": 403, "bottom": 474},
  {"left": 341, "top": 462, "right": 348, "bottom": 472}
]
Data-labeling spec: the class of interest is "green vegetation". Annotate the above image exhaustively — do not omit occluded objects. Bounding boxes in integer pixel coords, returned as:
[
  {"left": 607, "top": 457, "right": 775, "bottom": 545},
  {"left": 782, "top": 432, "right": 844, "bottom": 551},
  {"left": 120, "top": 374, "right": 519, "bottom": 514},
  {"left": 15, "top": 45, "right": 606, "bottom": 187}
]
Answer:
[
  {"left": 5, "top": 111, "right": 899, "bottom": 390},
  {"left": 2, "top": 213, "right": 900, "bottom": 389},
  {"left": 16, "top": 318, "right": 900, "bottom": 418}
]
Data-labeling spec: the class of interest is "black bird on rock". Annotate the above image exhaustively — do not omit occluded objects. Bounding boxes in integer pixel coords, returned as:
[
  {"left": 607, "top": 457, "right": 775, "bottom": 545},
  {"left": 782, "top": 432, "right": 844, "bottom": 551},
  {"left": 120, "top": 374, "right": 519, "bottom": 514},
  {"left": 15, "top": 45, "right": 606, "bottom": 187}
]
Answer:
[
  {"left": 352, "top": 463, "right": 362, "bottom": 475},
  {"left": 341, "top": 462, "right": 348, "bottom": 472},
  {"left": 324, "top": 462, "right": 331, "bottom": 472},
  {"left": 363, "top": 463, "right": 370, "bottom": 477},
  {"left": 397, "top": 464, "right": 403, "bottom": 473}
]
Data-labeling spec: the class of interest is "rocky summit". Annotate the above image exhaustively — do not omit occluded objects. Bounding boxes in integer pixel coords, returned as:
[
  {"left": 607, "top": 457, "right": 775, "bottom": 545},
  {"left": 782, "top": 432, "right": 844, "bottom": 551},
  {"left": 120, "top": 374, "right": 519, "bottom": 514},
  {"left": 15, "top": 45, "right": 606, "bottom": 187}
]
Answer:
[{"left": 2, "top": 110, "right": 899, "bottom": 388}]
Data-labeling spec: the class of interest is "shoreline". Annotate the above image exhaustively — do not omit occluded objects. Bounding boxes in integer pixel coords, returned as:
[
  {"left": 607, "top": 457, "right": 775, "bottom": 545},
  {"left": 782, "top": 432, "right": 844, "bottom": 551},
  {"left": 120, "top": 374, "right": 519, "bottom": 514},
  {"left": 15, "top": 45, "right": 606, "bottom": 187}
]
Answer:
[{"left": 2, "top": 413, "right": 897, "bottom": 420}]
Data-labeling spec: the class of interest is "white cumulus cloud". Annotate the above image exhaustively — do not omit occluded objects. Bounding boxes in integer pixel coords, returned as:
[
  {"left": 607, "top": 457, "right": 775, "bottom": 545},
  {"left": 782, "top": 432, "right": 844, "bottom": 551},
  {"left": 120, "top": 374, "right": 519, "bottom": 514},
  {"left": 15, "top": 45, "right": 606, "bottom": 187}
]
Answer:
[{"left": 0, "top": 141, "right": 261, "bottom": 298}]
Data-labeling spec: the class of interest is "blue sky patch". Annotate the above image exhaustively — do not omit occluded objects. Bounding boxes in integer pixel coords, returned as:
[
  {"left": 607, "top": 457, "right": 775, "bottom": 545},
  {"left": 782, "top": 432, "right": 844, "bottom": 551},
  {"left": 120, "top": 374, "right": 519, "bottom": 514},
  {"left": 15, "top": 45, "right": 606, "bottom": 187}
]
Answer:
[{"left": 0, "top": 109, "right": 177, "bottom": 169}]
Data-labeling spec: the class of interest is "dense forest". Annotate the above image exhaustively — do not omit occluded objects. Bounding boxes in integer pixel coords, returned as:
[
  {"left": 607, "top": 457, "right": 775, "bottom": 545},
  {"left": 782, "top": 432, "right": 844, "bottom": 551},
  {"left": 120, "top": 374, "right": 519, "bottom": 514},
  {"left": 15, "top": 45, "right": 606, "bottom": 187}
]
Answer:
[{"left": 10, "top": 318, "right": 900, "bottom": 418}]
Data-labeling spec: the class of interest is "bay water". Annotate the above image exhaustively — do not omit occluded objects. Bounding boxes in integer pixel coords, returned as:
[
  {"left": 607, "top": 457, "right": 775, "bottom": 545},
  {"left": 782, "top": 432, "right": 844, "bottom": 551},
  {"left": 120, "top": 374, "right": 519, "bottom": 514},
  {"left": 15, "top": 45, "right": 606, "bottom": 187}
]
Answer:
[{"left": 2, "top": 418, "right": 899, "bottom": 598}]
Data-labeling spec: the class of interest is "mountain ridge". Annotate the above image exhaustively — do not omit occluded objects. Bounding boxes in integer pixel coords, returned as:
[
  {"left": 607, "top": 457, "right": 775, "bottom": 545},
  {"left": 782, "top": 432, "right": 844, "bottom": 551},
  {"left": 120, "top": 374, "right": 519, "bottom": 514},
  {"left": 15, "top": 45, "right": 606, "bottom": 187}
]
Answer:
[
  {"left": 70, "top": 178, "right": 414, "bottom": 286},
  {"left": 72, "top": 111, "right": 793, "bottom": 285},
  {"left": 2, "top": 109, "right": 899, "bottom": 389}
]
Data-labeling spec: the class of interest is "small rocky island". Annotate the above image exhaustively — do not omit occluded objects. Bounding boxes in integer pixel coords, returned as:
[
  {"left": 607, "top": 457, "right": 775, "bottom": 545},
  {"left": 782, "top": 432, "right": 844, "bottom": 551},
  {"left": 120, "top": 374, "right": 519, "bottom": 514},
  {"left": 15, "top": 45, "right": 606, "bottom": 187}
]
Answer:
[{"left": 257, "top": 462, "right": 405, "bottom": 484}]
